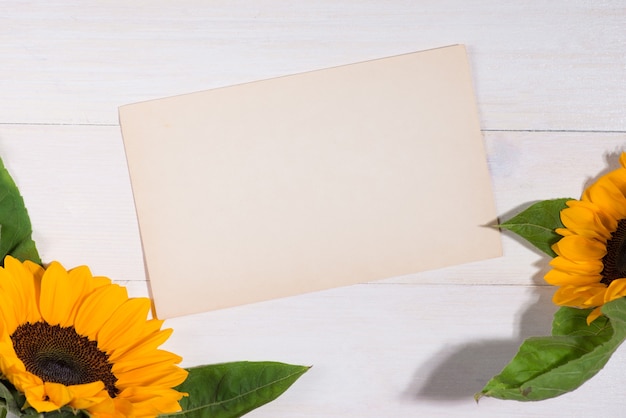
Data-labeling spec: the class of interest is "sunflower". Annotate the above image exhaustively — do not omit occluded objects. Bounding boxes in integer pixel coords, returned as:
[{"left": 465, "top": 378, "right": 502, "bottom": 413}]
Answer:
[
  {"left": 545, "top": 152, "right": 626, "bottom": 324},
  {"left": 0, "top": 256, "right": 188, "bottom": 417}
]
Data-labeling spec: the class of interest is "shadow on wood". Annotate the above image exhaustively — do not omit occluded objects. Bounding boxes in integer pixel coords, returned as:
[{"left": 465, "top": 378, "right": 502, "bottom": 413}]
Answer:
[{"left": 408, "top": 263, "right": 557, "bottom": 401}]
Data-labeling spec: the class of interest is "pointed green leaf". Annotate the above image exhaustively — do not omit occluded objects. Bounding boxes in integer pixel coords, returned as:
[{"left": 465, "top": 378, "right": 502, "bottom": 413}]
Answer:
[
  {"left": 0, "top": 157, "right": 40, "bottom": 265},
  {"left": 162, "top": 361, "right": 310, "bottom": 418},
  {"left": 498, "top": 198, "right": 573, "bottom": 257},
  {"left": 477, "top": 297, "right": 626, "bottom": 401}
]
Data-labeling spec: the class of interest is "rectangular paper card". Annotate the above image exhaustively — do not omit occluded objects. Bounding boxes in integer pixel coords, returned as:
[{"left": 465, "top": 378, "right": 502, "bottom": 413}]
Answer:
[{"left": 119, "top": 44, "right": 501, "bottom": 319}]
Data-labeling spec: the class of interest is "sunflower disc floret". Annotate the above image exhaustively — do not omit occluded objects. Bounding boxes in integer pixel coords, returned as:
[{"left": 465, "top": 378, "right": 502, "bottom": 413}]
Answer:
[
  {"left": 546, "top": 152, "right": 626, "bottom": 324},
  {"left": 0, "top": 256, "right": 188, "bottom": 417}
]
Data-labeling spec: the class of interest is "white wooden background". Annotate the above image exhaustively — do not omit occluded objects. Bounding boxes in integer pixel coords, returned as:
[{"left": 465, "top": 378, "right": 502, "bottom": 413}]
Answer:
[{"left": 3, "top": 2, "right": 626, "bottom": 417}]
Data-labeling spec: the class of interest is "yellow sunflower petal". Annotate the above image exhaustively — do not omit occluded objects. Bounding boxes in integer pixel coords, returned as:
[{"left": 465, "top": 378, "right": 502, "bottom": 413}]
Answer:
[
  {"left": 605, "top": 278, "right": 626, "bottom": 303},
  {"left": 116, "top": 364, "right": 188, "bottom": 389},
  {"left": 108, "top": 326, "right": 171, "bottom": 364},
  {"left": 65, "top": 381, "right": 110, "bottom": 411},
  {"left": 39, "top": 262, "right": 77, "bottom": 326},
  {"left": 75, "top": 396, "right": 118, "bottom": 418},
  {"left": 0, "top": 258, "right": 43, "bottom": 333},
  {"left": 0, "top": 257, "right": 186, "bottom": 417},
  {"left": 554, "top": 227, "right": 574, "bottom": 237},
  {"left": 583, "top": 179, "right": 626, "bottom": 220},
  {"left": 118, "top": 387, "right": 185, "bottom": 417},
  {"left": 552, "top": 283, "right": 607, "bottom": 308},
  {"left": 97, "top": 298, "right": 152, "bottom": 354},
  {"left": 68, "top": 265, "right": 111, "bottom": 293},
  {"left": 0, "top": 285, "right": 21, "bottom": 334},
  {"left": 583, "top": 289, "right": 607, "bottom": 306},
  {"left": 565, "top": 200, "right": 618, "bottom": 233},
  {"left": 40, "top": 263, "right": 112, "bottom": 328},
  {"left": 587, "top": 307, "right": 604, "bottom": 324},
  {"left": 552, "top": 235, "right": 607, "bottom": 261},
  {"left": 602, "top": 166, "right": 626, "bottom": 196},
  {"left": 560, "top": 204, "right": 612, "bottom": 240},
  {"left": 113, "top": 351, "right": 185, "bottom": 384},
  {"left": 74, "top": 284, "right": 129, "bottom": 340},
  {"left": 112, "top": 349, "right": 183, "bottom": 375},
  {"left": 110, "top": 397, "right": 135, "bottom": 418},
  {"left": 44, "top": 382, "right": 74, "bottom": 407},
  {"left": 549, "top": 256, "right": 603, "bottom": 275},
  {"left": 3, "top": 257, "right": 43, "bottom": 324},
  {"left": 23, "top": 383, "right": 61, "bottom": 412},
  {"left": 544, "top": 269, "right": 601, "bottom": 286}
]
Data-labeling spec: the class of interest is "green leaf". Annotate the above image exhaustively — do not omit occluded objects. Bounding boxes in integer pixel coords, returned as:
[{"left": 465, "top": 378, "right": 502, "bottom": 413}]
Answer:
[
  {"left": 161, "top": 361, "right": 310, "bottom": 418},
  {"left": 476, "top": 297, "right": 626, "bottom": 401},
  {"left": 0, "top": 157, "right": 40, "bottom": 265},
  {"left": 0, "top": 380, "right": 21, "bottom": 417},
  {"left": 498, "top": 198, "right": 573, "bottom": 257},
  {"left": 42, "top": 408, "right": 89, "bottom": 418}
]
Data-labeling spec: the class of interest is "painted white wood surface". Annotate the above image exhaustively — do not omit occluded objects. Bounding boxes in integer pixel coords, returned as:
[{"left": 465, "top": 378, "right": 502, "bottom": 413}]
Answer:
[
  {"left": 3, "top": 1, "right": 626, "bottom": 417},
  {"left": 4, "top": 1, "right": 626, "bottom": 131}
]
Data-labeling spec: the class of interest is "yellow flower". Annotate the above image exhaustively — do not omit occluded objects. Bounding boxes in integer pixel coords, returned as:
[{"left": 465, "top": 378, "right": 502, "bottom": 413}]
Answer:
[
  {"left": 546, "top": 152, "right": 626, "bottom": 324},
  {"left": 0, "top": 256, "right": 188, "bottom": 417}
]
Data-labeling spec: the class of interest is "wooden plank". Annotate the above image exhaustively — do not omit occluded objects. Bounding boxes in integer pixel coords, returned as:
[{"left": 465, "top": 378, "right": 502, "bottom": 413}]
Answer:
[
  {"left": 393, "top": 130, "right": 626, "bottom": 286},
  {"left": 0, "top": 124, "right": 146, "bottom": 285},
  {"left": 161, "top": 283, "right": 624, "bottom": 417},
  {"left": 1, "top": 124, "right": 624, "bottom": 292},
  {"left": 2, "top": 1, "right": 626, "bottom": 130},
  {"left": 4, "top": 3, "right": 626, "bottom": 414}
]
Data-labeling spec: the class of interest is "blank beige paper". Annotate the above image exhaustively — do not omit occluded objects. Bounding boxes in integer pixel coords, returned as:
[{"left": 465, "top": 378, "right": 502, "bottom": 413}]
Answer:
[{"left": 119, "top": 44, "right": 501, "bottom": 319}]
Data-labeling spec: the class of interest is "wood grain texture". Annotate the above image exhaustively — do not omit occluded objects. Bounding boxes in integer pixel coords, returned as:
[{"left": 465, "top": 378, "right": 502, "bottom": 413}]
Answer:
[
  {"left": 3, "top": 1, "right": 626, "bottom": 130},
  {"left": 3, "top": 1, "right": 626, "bottom": 417}
]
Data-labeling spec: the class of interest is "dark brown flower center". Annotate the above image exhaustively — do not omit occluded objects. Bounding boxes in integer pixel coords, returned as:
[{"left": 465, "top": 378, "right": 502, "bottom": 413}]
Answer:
[
  {"left": 10, "top": 322, "right": 118, "bottom": 398},
  {"left": 601, "top": 218, "right": 626, "bottom": 285}
]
